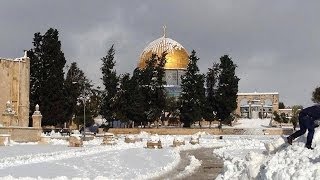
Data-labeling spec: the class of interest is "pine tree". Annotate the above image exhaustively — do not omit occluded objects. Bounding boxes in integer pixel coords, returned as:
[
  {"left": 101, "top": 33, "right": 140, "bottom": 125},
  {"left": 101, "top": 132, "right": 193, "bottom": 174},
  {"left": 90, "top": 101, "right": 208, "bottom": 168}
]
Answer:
[
  {"left": 291, "top": 105, "right": 302, "bottom": 130},
  {"left": 137, "top": 53, "right": 167, "bottom": 127},
  {"left": 74, "top": 86, "right": 102, "bottom": 127},
  {"left": 64, "top": 62, "right": 88, "bottom": 125},
  {"left": 29, "top": 28, "right": 67, "bottom": 126},
  {"left": 114, "top": 73, "right": 131, "bottom": 122},
  {"left": 149, "top": 52, "right": 167, "bottom": 127},
  {"left": 100, "top": 45, "right": 119, "bottom": 126},
  {"left": 28, "top": 38, "right": 42, "bottom": 122},
  {"left": 180, "top": 50, "right": 205, "bottom": 127},
  {"left": 126, "top": 68, "right": 145, "bottom": 126},
  {"left": 139, "top": 54, "right": 157, "bottom": 127},
  {"left": 312, "top": 86, "right": 320, "bottom": 103},
  {"left": 164, "top": 96, "right": 180, "bottom": 126},
  {"left": 215, "top": 55, "right": 240, "bottom": 124},
  {"left": 204, "top": 62, "right": 220, "bottom": 128}
]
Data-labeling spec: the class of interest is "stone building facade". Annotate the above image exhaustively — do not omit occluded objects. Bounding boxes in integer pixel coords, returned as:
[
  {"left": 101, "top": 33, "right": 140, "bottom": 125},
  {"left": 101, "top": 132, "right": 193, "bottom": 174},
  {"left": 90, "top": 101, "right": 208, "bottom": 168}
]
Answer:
[
  {"left": 0, "top": 53, "right": 30, "bottom": 127},
  {"left": 236, "top": 92, "right": 279, "bottom": 119}
]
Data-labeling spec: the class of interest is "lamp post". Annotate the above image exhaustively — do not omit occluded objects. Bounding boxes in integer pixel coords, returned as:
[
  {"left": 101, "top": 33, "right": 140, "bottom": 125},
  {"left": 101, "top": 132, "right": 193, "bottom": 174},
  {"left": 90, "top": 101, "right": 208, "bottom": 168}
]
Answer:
[
  {"left": 78, "top": 94, "right": 90, "bottom": 138},
  {"left": 73, "top": 80, "right": 90, "bottom": 138}
]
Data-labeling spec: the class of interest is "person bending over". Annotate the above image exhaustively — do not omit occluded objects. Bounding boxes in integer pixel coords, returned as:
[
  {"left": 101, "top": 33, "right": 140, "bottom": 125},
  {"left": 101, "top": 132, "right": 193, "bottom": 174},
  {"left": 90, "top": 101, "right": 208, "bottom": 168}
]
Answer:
[{"left": 287, "top": 104, "right": 320, "bottom": 149}]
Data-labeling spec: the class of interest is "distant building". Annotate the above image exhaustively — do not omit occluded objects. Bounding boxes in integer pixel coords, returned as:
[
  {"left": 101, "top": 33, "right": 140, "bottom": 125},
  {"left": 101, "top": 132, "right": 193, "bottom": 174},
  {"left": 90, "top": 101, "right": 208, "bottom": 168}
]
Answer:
[
  {"left": 236, "top": 92, "right": 279, "bottom": 119},
  {"left": 0, "top": 52, "right": 30, "bottom": 127}
]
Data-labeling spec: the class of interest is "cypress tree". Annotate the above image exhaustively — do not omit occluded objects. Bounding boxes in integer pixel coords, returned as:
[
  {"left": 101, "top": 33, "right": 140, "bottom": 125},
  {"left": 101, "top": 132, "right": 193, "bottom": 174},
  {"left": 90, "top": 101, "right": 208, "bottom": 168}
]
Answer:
[
  {"left": 29, "top": 28, "right": 67, "bottom": 126},
  {"left": 149, "top": 52, "right": 167, "bottom": 127},
  {"left": 204, "top": 62, "right": 220, "bottom": 128},
  {"left": 64, "top": 62, "right": 88, "bottom": 125},
  {"left": 137, "top": 53, "right": 167, "bottom": 127},
  {"left": 180, "top": 50, "right": 205, "bottom": 127},
  {"left": 74, "top": 86, "right": 101, "bottom": 127},
  {"left": 127, "top": 68, "right": 145, "bottom": 126},
  {"left": 100, "top": 45, "right": 119, "bottom": 126},
  {"left": 114, "top": 73, "right": 131, "bottom": 122},
  {"left": 215, "top": 55, "right": 240, "bottom": 124},
  {"left": 139, "top": 54, "right": 157, "bottom": 127},
  {"left": 28, "top": 33, "right": 42, "bottom": 122}
]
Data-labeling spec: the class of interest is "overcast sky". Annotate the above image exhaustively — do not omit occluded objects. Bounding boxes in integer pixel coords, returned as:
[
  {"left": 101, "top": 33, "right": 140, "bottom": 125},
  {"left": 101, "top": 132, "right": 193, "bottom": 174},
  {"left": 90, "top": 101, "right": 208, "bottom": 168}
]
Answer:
[{"left": 0, "top": 0, "right": 319, "bottom": 107}]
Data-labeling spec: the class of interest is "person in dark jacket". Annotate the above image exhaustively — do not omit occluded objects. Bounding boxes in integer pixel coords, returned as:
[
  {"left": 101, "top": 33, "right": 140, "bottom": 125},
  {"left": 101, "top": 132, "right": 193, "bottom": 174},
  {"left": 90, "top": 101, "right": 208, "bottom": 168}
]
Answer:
[{"left": 287, "top": 104, "right": 320, "bottom": 149}]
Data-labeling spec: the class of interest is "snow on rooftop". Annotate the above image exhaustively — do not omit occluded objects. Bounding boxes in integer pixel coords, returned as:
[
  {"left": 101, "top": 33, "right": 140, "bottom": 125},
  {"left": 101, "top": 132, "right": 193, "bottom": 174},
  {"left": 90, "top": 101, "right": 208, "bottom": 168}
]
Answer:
[{"left": 237, "top": 92, "right": 279, "bottom": 95}]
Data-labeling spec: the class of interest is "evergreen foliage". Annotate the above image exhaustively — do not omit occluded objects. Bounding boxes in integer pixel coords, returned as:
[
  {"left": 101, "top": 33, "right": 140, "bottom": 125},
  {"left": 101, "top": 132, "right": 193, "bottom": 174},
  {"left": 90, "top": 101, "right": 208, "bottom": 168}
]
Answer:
[
  {"left": 148, "top": 52, "right": 167, "bottom": 127},
  {"left": 100, "top": 45, "right": 119, "bottom": 125},
  {"left": 137, "top": 52, "right": 167, "bottom": 127},
  {"left": 279, "top": 102, "right": 285, "bottom": 109},
  {"left": 204, "top": 62, "right": 220, "bottom": 127},
  {"left": 280, "top": 112, "right": 289, "bottom": 123},
  {"left": 312, "top": 86, "right": 320, "bottom": 103},
  {"left": 74, "top": 86, "right": 102, "bottom": 127},
  {"left": 291, "top": 105, "right": 302, "bottom": 130},
  {"left": 215, "top": 55, "right": 240, "bottom": 123},
  {"left": 28, "top": 48, "right": 41, "bottom": 121},
  {"left": 64, "top": 62, "right": 84, "bottom": 124},
  {"left": 165, "top": 96, "right": 180, "bottom": 125},
  {"left": 64, "top": 62, "right": 94, "bottom": 126},
  {"left": 179, "top": 50, "right": 205, "bottom": 127},
  {"left": 114, "top": 73, "right": 131, "bottom": 122},
  {"left": 126, "top": 68, "right": 145, "bottom": 126},
  {"left": 29, "top": 28, "right": 67, "bottom": 126},
  {"left": 140, "top": 54, "right": 157, "bottom": 126},
  {"left": 273, "top": 111, "right": 282, "bottom": 124}
]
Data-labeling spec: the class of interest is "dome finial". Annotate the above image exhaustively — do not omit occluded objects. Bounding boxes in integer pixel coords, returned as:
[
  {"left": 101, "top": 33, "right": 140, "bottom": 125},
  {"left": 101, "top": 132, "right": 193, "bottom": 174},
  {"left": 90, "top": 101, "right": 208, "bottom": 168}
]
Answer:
[{"left": 163, "top": 25, "right": 166, "bottom": 38}]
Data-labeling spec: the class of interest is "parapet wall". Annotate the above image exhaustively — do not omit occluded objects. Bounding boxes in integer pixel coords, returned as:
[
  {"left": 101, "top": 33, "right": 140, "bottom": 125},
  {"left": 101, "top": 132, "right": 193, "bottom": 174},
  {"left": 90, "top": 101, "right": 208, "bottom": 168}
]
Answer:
[
  {"left": 108, "top": 128, "right": 294, "bottom": 135},
  {"left": 0, "top": 127, "right": 42, "bottom": 142}
]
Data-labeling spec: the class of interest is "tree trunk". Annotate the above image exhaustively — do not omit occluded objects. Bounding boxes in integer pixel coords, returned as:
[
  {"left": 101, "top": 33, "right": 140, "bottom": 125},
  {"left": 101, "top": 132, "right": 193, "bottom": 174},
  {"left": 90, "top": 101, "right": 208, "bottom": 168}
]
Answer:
[{"left": 156, "top": 119, "right": 158, "bottom": 128}]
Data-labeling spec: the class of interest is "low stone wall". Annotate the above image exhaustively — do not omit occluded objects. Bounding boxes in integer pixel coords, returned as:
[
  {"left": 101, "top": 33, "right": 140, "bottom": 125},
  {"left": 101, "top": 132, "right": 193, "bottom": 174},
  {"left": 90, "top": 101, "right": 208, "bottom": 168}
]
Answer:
[
  {"left": 108, "top": 128, "right": 294, "bottom": 135},
  {"left": 0, "top": 127, "right": 42, "bottom": 142}
]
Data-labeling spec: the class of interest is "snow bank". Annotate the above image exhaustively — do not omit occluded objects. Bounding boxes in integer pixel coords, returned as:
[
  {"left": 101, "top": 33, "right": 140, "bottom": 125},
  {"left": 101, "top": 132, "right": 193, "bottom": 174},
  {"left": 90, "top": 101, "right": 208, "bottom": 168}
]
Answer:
[
  {"left": 216, "top": 130, "right": 320, "bottom": 180},
  {"left": 175, "top": 155, "right": 202, "bottom": 179},
  {"left": 136, "top": 131, "right": 150, "bottom": 139}
]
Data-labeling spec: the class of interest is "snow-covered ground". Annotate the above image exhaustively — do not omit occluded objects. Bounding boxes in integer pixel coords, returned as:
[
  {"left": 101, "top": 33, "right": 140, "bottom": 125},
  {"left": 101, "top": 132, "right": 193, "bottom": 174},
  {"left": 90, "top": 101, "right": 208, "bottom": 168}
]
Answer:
[
  {"left": 215, "top": 130, "right": 320, "bottom": 180},
  {"left": 232, "top": 118, "right": 271, "bottom": 128},
  {"left": 0, "top": 118, "right": 319, "bottom": 180}
]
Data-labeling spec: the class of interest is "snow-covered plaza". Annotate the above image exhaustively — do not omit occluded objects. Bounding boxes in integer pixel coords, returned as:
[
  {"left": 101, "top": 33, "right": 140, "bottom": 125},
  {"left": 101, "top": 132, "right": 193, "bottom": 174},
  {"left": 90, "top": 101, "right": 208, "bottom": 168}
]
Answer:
[{"left": 0, "top": 119, "right": 320, "bottom": 180}]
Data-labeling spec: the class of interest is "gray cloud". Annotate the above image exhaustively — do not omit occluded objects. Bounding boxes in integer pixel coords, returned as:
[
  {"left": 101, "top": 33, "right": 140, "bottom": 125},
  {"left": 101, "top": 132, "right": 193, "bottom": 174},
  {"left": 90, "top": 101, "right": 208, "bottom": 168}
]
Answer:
[{"left": 1, "top": 0, "right": 319, "bottom": 107}]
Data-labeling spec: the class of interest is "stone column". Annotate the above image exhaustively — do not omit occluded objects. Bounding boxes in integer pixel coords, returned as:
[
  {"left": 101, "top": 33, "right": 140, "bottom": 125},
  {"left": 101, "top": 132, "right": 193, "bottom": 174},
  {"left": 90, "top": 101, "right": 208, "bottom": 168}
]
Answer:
[
  {"left": 235, "top": 97, "right": 241, "bottom": 117},
  {"left": 32, "top": 104, "right": 42, "bottom": 127},
  {"left": 248, "top": 102, "right": 252, "bottom": 119},
  {"left": 1, "top": 101, "right": 16, "bottom": 127},
  {"left": 261, "top": 102, "right": 264, "bottom": 119}
]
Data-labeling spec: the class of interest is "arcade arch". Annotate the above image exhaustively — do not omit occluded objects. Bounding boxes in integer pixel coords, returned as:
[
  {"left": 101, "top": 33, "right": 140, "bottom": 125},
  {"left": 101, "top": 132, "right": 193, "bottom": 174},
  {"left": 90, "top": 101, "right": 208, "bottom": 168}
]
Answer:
[{"left": 236, "top": 92, "right": 279, "bottom": 119}]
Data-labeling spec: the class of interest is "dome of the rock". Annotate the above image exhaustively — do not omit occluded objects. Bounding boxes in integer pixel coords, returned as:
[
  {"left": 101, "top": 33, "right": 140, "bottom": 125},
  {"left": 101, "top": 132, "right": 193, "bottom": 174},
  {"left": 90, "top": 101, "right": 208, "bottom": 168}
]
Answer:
[
  {"left": 137, "top": 28, "right": 189, "bottom": 97},
  {"left": 138, "top": 36, "right": 189, "bottom": 69}
]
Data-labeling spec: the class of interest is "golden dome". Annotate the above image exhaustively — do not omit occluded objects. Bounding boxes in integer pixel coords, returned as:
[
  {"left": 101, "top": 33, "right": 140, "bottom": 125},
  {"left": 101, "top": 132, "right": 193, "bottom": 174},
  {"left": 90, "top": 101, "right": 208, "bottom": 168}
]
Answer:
[{"left": 138, "top": 35, "right": 189, "bottom": 69}]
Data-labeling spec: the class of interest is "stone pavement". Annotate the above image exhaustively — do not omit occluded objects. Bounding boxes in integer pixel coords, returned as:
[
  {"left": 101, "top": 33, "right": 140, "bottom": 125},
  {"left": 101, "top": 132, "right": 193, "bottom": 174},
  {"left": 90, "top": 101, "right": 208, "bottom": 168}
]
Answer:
[{"left": 153, "top": 148, "right": 223, "bottom": 180}]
